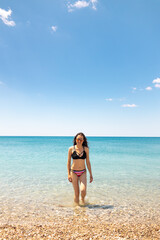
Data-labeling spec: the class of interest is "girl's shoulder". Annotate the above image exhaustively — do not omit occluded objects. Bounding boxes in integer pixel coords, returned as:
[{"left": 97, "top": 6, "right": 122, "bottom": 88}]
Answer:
[
  {"left": 84, "top": 146, "right": 89, "bottom": 151},
  {"left": 69, "top": 146, "right": 74, "bottom": 149},
  {"left": 69, "top": 146, "right": 74, "bottom": 151}
]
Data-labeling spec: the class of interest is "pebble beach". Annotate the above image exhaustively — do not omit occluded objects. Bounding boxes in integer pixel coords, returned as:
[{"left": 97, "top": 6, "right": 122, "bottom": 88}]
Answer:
[{"left": 0, "top": 201, "right": 160, "bottom": 239}]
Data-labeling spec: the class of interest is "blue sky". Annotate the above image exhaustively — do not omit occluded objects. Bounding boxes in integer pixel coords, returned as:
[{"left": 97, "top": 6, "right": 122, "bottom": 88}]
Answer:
[{"left": 0, "top": 0, "right": 160, "bottom": 136}]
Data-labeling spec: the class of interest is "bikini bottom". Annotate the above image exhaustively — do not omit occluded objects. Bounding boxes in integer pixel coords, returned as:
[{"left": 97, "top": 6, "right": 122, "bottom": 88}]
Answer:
[{"left": 71, "top": 169, "right": 86, "bottom": 177}]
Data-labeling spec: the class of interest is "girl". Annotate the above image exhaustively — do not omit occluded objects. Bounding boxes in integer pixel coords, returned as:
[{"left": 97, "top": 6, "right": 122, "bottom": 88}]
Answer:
[{"left": 67, "top": 132, "right": 93, "bottom": 205}]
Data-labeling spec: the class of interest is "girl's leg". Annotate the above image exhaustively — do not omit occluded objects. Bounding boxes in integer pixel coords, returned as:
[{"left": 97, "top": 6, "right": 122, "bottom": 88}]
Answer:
[
  {"left": 79, "top": 171, "right": 87, "bottom": 204},
  {"left": 71, "top": 172, "right": 79, "bottom": 205}
]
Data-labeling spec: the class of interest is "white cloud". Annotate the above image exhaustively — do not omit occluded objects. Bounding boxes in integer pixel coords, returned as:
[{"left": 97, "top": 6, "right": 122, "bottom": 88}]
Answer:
[
  {"left": 122, "top": 104, "right": 137, "bottom": 108},
  {"left": 152, "top": 78, "right": 160, "bottom": 84},
  {"left": 51, "top": 25, "right": 57, "bottom": 32},
  {"left": 68, "top": 1, "right": 89, "bottom": 12},
  {"left": 145, "top": 86, "right": 152, "bottom": 91},
  {"left": 132, "top": 87, "right": 137, "bottom": 93},
  {"left": 132, "top": 87, "right": 144, "bottom": 92},
  {"left": 0, "top": 8, "right": 15, "bottom": 26},
  {"left": 68, "top": 0, "right": 98, "bottom": 12},
  {"left": 90, "top": 0, "right": 98, "bottom": 10},
  {"left": 155, "top": 84, "right": 160, "bottom": 88},
  {"left": 105, "top": 97, "right": 126, "bottom": 102}
]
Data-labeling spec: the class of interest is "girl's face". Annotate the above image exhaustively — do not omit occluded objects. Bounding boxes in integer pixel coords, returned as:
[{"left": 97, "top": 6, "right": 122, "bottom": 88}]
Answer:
[{"left": 76, "top": 134, "right": 84, "bottom": 144}]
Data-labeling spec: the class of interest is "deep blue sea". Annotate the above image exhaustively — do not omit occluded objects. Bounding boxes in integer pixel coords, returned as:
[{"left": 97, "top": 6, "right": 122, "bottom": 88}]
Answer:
[{"left": 0, "top": 136, "right": 160, "bottom": 220}]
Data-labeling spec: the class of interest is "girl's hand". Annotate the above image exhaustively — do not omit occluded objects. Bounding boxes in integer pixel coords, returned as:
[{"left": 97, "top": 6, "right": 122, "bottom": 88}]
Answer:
[
  {"left": 68, "top": 175, "right": 72, "bottom": 182},
  {"left": 90, "top": 175, "right": 93, "bottom": 183}
]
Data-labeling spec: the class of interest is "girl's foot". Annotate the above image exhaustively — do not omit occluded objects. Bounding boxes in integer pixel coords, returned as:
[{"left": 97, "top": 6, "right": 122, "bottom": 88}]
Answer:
[
  {"left": 73, "top": 201, "right": 79, "bottom": 207},
  {"left": 81, "top": 199, "right": 85, "bottom": 206}
]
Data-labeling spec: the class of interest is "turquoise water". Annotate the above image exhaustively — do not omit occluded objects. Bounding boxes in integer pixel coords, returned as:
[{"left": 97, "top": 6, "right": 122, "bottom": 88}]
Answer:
[{"left": 0, "top": 137, "right": 160, "bottom": 210}]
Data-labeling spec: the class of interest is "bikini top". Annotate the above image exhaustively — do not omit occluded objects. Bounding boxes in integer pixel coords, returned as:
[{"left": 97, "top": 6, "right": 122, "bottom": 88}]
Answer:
[{"left": 71, "top": 145, "right": 86, "bottom": 159}]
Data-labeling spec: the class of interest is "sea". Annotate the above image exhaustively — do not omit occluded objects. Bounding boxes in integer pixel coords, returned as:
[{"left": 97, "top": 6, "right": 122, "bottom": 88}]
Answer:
[{"left": 0, "top": 136, "right": 160, "bottom": 224}]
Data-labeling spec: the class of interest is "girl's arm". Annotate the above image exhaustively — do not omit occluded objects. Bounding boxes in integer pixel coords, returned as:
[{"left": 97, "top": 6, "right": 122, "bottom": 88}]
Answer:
[
  {"left": 67, "top": 147, "right": 72, "bottom": 182},
  {"left": 85, "top": 147, "right": 93, "bottom": 183}
]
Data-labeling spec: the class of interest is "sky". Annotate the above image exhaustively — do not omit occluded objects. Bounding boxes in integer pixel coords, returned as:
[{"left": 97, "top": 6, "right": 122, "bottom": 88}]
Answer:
[{"left": 0, "top": 0, "right": 160, "bottom": 136}]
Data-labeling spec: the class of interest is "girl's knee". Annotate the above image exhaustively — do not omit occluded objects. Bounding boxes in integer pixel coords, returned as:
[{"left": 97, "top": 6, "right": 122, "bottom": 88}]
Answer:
[{"left": 81, "top": 189, "right": 86, "bottom": 196}]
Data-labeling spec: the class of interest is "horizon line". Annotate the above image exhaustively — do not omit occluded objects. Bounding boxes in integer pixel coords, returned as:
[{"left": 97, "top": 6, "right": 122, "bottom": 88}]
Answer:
[{"left": 0, "top": 135, "right": 160, "bottom": 137}]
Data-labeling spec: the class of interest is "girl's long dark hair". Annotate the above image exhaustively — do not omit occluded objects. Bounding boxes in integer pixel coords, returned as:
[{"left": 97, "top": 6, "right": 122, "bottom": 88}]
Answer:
[{"left": 73, "top": 132, "right": 89, "bottom": 148}]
